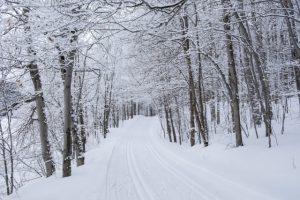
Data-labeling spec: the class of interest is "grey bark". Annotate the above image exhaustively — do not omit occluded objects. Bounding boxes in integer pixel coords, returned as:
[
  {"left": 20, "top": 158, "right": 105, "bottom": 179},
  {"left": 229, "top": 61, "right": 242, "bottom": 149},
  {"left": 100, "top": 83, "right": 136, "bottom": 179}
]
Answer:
[
  {"left": 174, "top": 97, "right": 182, "bottom": 145},
  {"left": 60, "top": 34, "right": 77, "bottom": 177},
  {"left": 222, "top": 0, "right": 243, "bottom": 147},
  {"left": 0, "top": 122, "right": 10, "bottom": 195},
  {"left": 234, "top": 1, "right": 272, "bottom": 144},
  {"left": 281, "top": 0, "right": 300, "bottom": 104},
  {"left": 103, "top": 74, "right": 113, "bottom": 139},
  {"left": 168, "top": 107, "right": 177, "bottom": 143},
  {"left": 164, "top": 98, "right": 173, "bottom": 143},
  {"left": 28, "top": 63, "right": 56, "bottom": 176},
  {"left": 180, "top": 14, "right": 196, "bottom": 146},
  {"left": 23, "top": 8, "right": 55, "bottom": 177},
  {"left": 194, "top": 2, "right": 209, "bottom": 147},
  {"left": 74, "top": 73, "right": 85, "bottom": 166}
]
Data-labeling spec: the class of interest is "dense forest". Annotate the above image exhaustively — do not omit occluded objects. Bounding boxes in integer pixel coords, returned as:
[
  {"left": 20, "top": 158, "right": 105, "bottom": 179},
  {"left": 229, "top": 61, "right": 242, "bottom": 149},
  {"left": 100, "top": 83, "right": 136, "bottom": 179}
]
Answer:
[{"left": 0, "top": 0, "right": 300, "bottom": 198}]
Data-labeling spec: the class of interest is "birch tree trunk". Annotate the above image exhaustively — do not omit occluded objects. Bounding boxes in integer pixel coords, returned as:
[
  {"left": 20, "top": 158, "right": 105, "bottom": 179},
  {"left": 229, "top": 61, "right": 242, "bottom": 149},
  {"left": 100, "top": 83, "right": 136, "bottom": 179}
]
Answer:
[{"left": 73, "top": 72, "right": 85, "bottom": 166}]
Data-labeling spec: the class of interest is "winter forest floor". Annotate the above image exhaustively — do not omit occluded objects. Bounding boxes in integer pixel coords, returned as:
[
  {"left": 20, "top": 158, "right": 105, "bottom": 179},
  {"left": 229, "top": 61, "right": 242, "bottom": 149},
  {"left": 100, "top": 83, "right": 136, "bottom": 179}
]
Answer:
[{"left": 6, "top": 116, "right": 300, "bottom": 200}]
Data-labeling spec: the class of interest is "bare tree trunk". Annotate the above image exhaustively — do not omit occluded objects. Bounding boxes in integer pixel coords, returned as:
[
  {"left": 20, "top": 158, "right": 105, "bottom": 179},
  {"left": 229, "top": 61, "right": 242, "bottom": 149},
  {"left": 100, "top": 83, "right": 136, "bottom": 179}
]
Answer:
[
  {"left": 234, "top": 2, "right": 272, "bottom": 145},
  {"left": 126, "top": 104, "right": 130, "bottom": 119},
  {"left": 78, "top": 104, "right": 86, "bottom": 165},
  {"left": 74, "top": 73, "right": 85, "bottom": 166},
  {"left": 133, "top": 101, "right": 137, "bottom": 116},
  {"left": 174, "top": 97, "right": 182, "bottom": 145},
  {"left": 169, "top": 107, "right": 177, "bottom": 143},
  {"left": 103, "top": 104, "right": 109, "bottom": 139},
  {"left": 103, "top": 73, "right": 114, "bottom": 138},
  {"left": 0, "top": 122, "right": 10, "bottom": 195},
  {"left": 60, "top": 36, "right": 77, "bottom": 177},
  {"left": 249, "top": 5, "right": 273, "bottom": 144},
  {"left": 281, "top": 97, "right": 287, "bottom": 135},
  {"left": 281, "top": 0, "right": 300, "bottom": 104},
  {"left": 6, "top": 111, "right": 14, "bottom": 194},
  {"left": 164, "top": 99, "right": 173, "bottom": 142},
  {"left": 222, "top": 0, "right": 243, "bottom": 147},
  {"left": 103, "top": 76, "right": 109, "bottom": 138},
  {"left": 194, "top": 2, "right": 209, "bottom": 147},
  {"left": 0, "top": 86, "right": 15, "bottom": 193},
  {"left": 62, "top": 53, "right": 74, "bottom": 177},
  {"left": 130, "top": 100, "right": 134, "bottom": 119},
  {"left": 116, "top": 107, "right": 120, "bottom": 128},
  {"left": 180, "top": 15, "right": 196, "bottom": 146},
  {"left": 23, "top": 7, "right": 55, "bottom": 177},
  {"left": 194, "top": 105, "right": 202, "bottom": 144},
  {"left": 71, "top": 108, "right": 80, "bottom": 165},
  {"left": 122, "top": 104, "right": 126, "bottom": 121},
  {"left": 28, "top": 63, "right": 56, "bottom": 176},
  {"left": 216, "top": 92, "right": 221, "bottom": 125}
]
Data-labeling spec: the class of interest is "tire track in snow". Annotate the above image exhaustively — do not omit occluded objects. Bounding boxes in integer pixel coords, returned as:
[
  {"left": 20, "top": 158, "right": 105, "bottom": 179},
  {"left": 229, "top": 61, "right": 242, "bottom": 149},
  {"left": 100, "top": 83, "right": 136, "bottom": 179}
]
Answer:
[
  {"left": 145, "top": 144, "right": 219, "bottom": 200},
  {"left": 126, "top": 142, "right": 155, "bottom": 200},
  {"left": 105, "top": 140, "right": 119, "bottom": 200}
]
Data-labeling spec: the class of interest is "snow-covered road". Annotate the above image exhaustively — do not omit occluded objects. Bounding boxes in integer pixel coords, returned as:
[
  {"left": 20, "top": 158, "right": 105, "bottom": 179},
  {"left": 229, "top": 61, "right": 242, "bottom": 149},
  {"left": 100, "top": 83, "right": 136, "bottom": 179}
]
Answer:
[{"left": 104, "top": 117, "right": 274, "bottom": 200}]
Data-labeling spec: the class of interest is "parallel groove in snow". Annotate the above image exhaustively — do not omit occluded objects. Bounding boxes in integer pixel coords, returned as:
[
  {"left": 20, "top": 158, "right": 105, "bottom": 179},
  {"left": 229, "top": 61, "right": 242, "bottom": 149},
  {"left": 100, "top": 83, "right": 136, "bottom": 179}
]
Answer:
[
  {"left": 126, "top": 142, "right": 155, "bottom": 200},
  {"left": 105, "top": 141, "right": 119, "bottom": 200},
  {"left": 145, "top": 144, "right": 218, "bottom": 200},
  {"left": 148, "top": 140, "right": 275, "bottom": 200},
  {"left": 103, "top": 117, "right": 277, "bottom": 200}
]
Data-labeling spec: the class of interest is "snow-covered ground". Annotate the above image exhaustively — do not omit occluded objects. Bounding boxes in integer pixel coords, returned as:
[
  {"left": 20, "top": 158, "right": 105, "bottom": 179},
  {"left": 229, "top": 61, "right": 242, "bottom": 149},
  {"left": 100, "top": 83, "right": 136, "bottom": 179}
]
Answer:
[{"left": 6, "top": 116, "right": 300, "bottom": 200}]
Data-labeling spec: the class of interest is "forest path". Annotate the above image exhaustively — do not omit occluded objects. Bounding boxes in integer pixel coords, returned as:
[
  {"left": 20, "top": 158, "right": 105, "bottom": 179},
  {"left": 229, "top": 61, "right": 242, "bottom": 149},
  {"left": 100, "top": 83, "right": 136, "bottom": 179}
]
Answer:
[{"left": 104, "top": 116, "right": 275, "bottom": 200}]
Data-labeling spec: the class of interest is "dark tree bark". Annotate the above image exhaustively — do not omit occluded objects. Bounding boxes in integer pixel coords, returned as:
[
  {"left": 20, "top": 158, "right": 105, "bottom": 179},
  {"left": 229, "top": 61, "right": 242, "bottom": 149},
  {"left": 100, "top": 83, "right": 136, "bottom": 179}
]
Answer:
[
  {"left": 23, "top": 8, "right": 55, "bottom": 177},
  {"left": 174, "top": 97, "right": 182, "bottom": 145},
  {"left": 233, "top": 2, "right": 272, "bottom": 146},
  {"left": 61, "top": 50, "right": 75, "bottom": 177},
  {"left": 130, "top": 100, "right": 134, "bottom": 119},
  {"left": 0, "top": 122, "right": 10, "bottom": 195},
  {"left": 103, "top": 74, "right": 113, "bottom": 138},
  {"left": 164, "top": 99, "right": 173, "bottom": 143},
  {"left": 194, "top": 2, "right": 209, "bottom": 146},
  {"left": 59, "top": 30, "right": 78, "bottom": 177},
  {"left": 169, "top": 107, "right": 177, "bottom": 143},
  {"left": 281, "top": 0, "right": 300, "bottom": 104},
  {"left": 222, "top": 0, "right": 243, "bottom": 147},
  {"left": 180, "top": 14, "right": 196, "bottom": 146},
  {"left": 28, "top": 63, "right": 56, "bottom": 176}
]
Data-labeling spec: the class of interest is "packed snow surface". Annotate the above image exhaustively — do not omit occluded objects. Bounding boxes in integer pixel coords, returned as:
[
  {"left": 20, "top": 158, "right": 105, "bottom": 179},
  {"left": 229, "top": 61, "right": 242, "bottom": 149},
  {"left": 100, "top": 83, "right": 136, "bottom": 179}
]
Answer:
[{"left": 6, "top": 116, "right": 300, "bottom": 200}]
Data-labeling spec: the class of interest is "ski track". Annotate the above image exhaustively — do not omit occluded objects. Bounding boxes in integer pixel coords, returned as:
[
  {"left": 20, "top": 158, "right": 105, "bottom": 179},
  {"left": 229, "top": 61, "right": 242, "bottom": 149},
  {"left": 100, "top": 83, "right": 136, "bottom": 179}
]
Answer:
[
  {"left": 105, "top": 140, "right": 118, "bottom": 200},
  {"left": 150, "top": 141, "right": 276, "bottom": 200},
  {"left": 105, "top": 140, "right": 140, "bottom": 200},
  {"left": 126, "top": 142, "right": 155, "bottom": 200},
  {"left": 145, "top": 144, "right": 219, "bottom": 200},
  {"left": 104, "top": 117, "right": 276, "bottom": 200}
]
